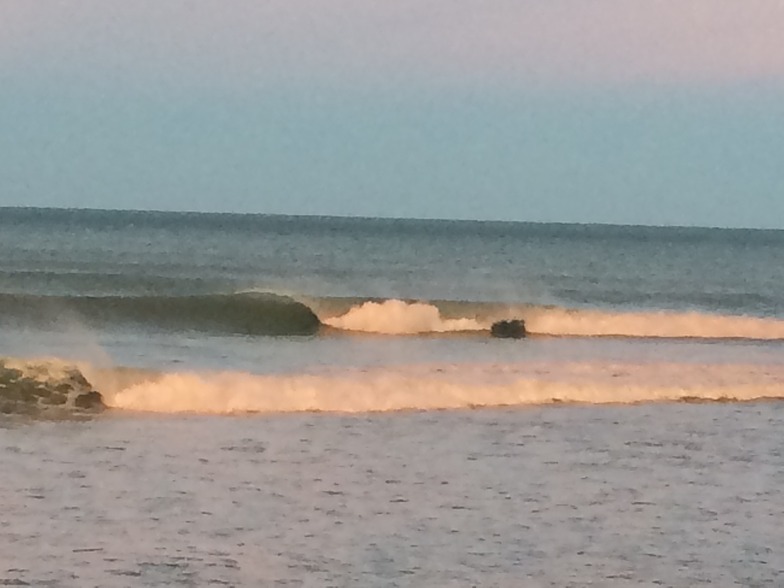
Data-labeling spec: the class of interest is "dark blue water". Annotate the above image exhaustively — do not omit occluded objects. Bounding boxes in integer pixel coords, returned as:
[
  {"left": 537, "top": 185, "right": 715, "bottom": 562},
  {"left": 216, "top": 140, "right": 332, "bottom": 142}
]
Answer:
[{"left": 1, "top": 207, "right": 782, "bottom": 316}]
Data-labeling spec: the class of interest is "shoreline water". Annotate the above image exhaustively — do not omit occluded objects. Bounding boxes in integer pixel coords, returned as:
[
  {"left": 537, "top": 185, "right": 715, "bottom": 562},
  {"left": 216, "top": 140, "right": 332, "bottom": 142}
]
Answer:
[{"left": 3, "top": 402, "right": 783, "bottom": 585}]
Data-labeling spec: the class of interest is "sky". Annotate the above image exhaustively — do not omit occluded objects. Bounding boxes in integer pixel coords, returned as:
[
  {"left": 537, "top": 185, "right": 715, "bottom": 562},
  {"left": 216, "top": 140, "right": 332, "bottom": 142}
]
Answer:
[{"left": 1, "top": 1, "right": 783, "bottom": 228}]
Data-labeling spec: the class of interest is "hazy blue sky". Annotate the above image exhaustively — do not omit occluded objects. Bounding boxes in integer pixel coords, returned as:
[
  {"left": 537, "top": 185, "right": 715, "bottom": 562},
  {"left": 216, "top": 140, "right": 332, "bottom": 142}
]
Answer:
[{"left": 1, "top": 1, "right": 783, "bottom": 227}]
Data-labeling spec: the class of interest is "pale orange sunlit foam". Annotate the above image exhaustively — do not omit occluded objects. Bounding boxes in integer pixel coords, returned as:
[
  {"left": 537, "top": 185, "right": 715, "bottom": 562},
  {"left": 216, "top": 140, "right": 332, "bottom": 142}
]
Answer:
[
  {"left": 105, "top": 361, "right": 784, "bottom": 414},
  {"left": 322, "top": 299, "right": 483, "bottom": 334},
  {"left": 525, "top": 308, "right": 784, "bottom": 339}
]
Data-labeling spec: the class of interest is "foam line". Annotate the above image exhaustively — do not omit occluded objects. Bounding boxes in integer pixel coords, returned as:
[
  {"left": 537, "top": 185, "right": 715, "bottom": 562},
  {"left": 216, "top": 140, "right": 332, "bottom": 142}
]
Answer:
[{"left": 104, "top": 361, "right": 784, "bottom": 414}]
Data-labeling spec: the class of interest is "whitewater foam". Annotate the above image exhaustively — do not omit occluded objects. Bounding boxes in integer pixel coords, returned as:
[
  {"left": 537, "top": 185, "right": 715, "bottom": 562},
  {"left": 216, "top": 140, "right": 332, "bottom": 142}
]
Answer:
[
  {"left": 319, "top": 298, "right": 784, "bottom": 340},
  {"left": 525, "top": 307, "right": 784, "bottom": 339},
  {"left": 322, "top": 299, "right": 484, "bottom": 334},
  {"left": 104, "top": 361, "right": 784, "bottom": 414}
]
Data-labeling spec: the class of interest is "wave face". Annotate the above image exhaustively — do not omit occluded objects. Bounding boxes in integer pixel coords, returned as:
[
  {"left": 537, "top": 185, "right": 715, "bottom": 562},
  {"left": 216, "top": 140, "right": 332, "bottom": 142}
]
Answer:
[
  {"left": 95, "top": 361, "right": 784, "bottom": 414},
  {"left": 0, "top": 292, "right": 321, "bottom": 337}
]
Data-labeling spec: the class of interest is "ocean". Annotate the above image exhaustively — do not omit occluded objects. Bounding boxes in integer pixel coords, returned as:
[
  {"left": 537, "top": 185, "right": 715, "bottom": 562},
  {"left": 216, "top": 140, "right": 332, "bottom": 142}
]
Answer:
[{"left": 1, "top": 207, "right": 783, "bottom": 586}]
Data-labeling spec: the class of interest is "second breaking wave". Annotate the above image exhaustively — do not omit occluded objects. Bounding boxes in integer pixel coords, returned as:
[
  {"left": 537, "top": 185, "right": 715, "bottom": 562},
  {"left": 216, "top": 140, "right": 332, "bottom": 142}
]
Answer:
[
  {"left": 82, "top": 360, "right": 784, "bottom": 413},
  {"left": 10, "top": 357, "right": 784, "bottom": 417}
]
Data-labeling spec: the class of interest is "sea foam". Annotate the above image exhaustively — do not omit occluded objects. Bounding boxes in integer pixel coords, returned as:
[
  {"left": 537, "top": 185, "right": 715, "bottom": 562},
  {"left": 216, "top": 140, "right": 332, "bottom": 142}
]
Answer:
[
  {"left": 524, "top": 307, "right": 784, "bottom": 339},
  {"left": 104, "top": 361, "right": 784, "bottom": 414},
  {"left": 320, "top": 298, "right": 784, "bottom": 339},
  {"left": 322, "top": 299, "right": 483, "bottom": 334}
]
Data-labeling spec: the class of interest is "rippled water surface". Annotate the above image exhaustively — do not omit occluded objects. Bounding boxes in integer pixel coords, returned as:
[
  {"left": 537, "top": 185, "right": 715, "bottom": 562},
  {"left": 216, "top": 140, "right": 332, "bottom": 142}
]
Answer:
[
  {"left": 2, "top": 209, "right": 783, "bottom": 585},
  {"left": 2, "top": 403, "right": 783, "bottom": 586}
]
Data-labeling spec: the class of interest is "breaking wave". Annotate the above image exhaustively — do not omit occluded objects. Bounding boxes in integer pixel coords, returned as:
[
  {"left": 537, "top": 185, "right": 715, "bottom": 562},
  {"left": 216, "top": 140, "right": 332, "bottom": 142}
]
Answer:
[
  {"left": 2, "top": 290, "right": 784, "bottom": 340},
  {"left": 322, "top": 299, "right": 483, "bottom": 334},
  {"left": 318, "top": 298, "right": 784, "bottom": 340},
  {"left": 61, "top": 360, "right": 784, "bottom": 414},
  {"left": 4, "top": 356, "right": 783, "bottom": 416}
]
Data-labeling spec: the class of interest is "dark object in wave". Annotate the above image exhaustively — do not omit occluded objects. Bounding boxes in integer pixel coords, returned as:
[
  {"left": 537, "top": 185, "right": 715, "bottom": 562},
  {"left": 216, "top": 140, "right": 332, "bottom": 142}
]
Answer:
[
  {"left": 490, "top": 319, "right": 526, "bottom": 339},
  {"left": 0, "top": 361, "right": 105, "bottom": 417},
  {"left": 0, "top": 292, "right": 321, "bottom": 337}
]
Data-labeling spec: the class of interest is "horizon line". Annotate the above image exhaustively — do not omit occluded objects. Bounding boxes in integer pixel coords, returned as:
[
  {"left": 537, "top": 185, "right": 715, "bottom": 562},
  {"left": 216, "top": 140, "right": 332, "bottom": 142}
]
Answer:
[{"left": 1, "top": 205, "right": 781, "bottom": 232}]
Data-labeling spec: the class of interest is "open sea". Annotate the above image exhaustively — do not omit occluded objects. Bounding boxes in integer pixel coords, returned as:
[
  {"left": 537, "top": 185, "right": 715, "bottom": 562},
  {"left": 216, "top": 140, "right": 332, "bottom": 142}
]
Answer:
[{"left": 1, "top": 207, "right": 783, "bottom": 586}]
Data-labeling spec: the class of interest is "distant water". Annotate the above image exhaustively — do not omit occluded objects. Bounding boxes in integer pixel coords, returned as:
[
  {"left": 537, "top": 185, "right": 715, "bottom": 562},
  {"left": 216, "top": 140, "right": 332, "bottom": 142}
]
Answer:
[
  {"left": 2, "top": 207, "right": 783, "bottom": 314},
  {"left": 1, "top": 207, "right": 783, "bottom": 585}
]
